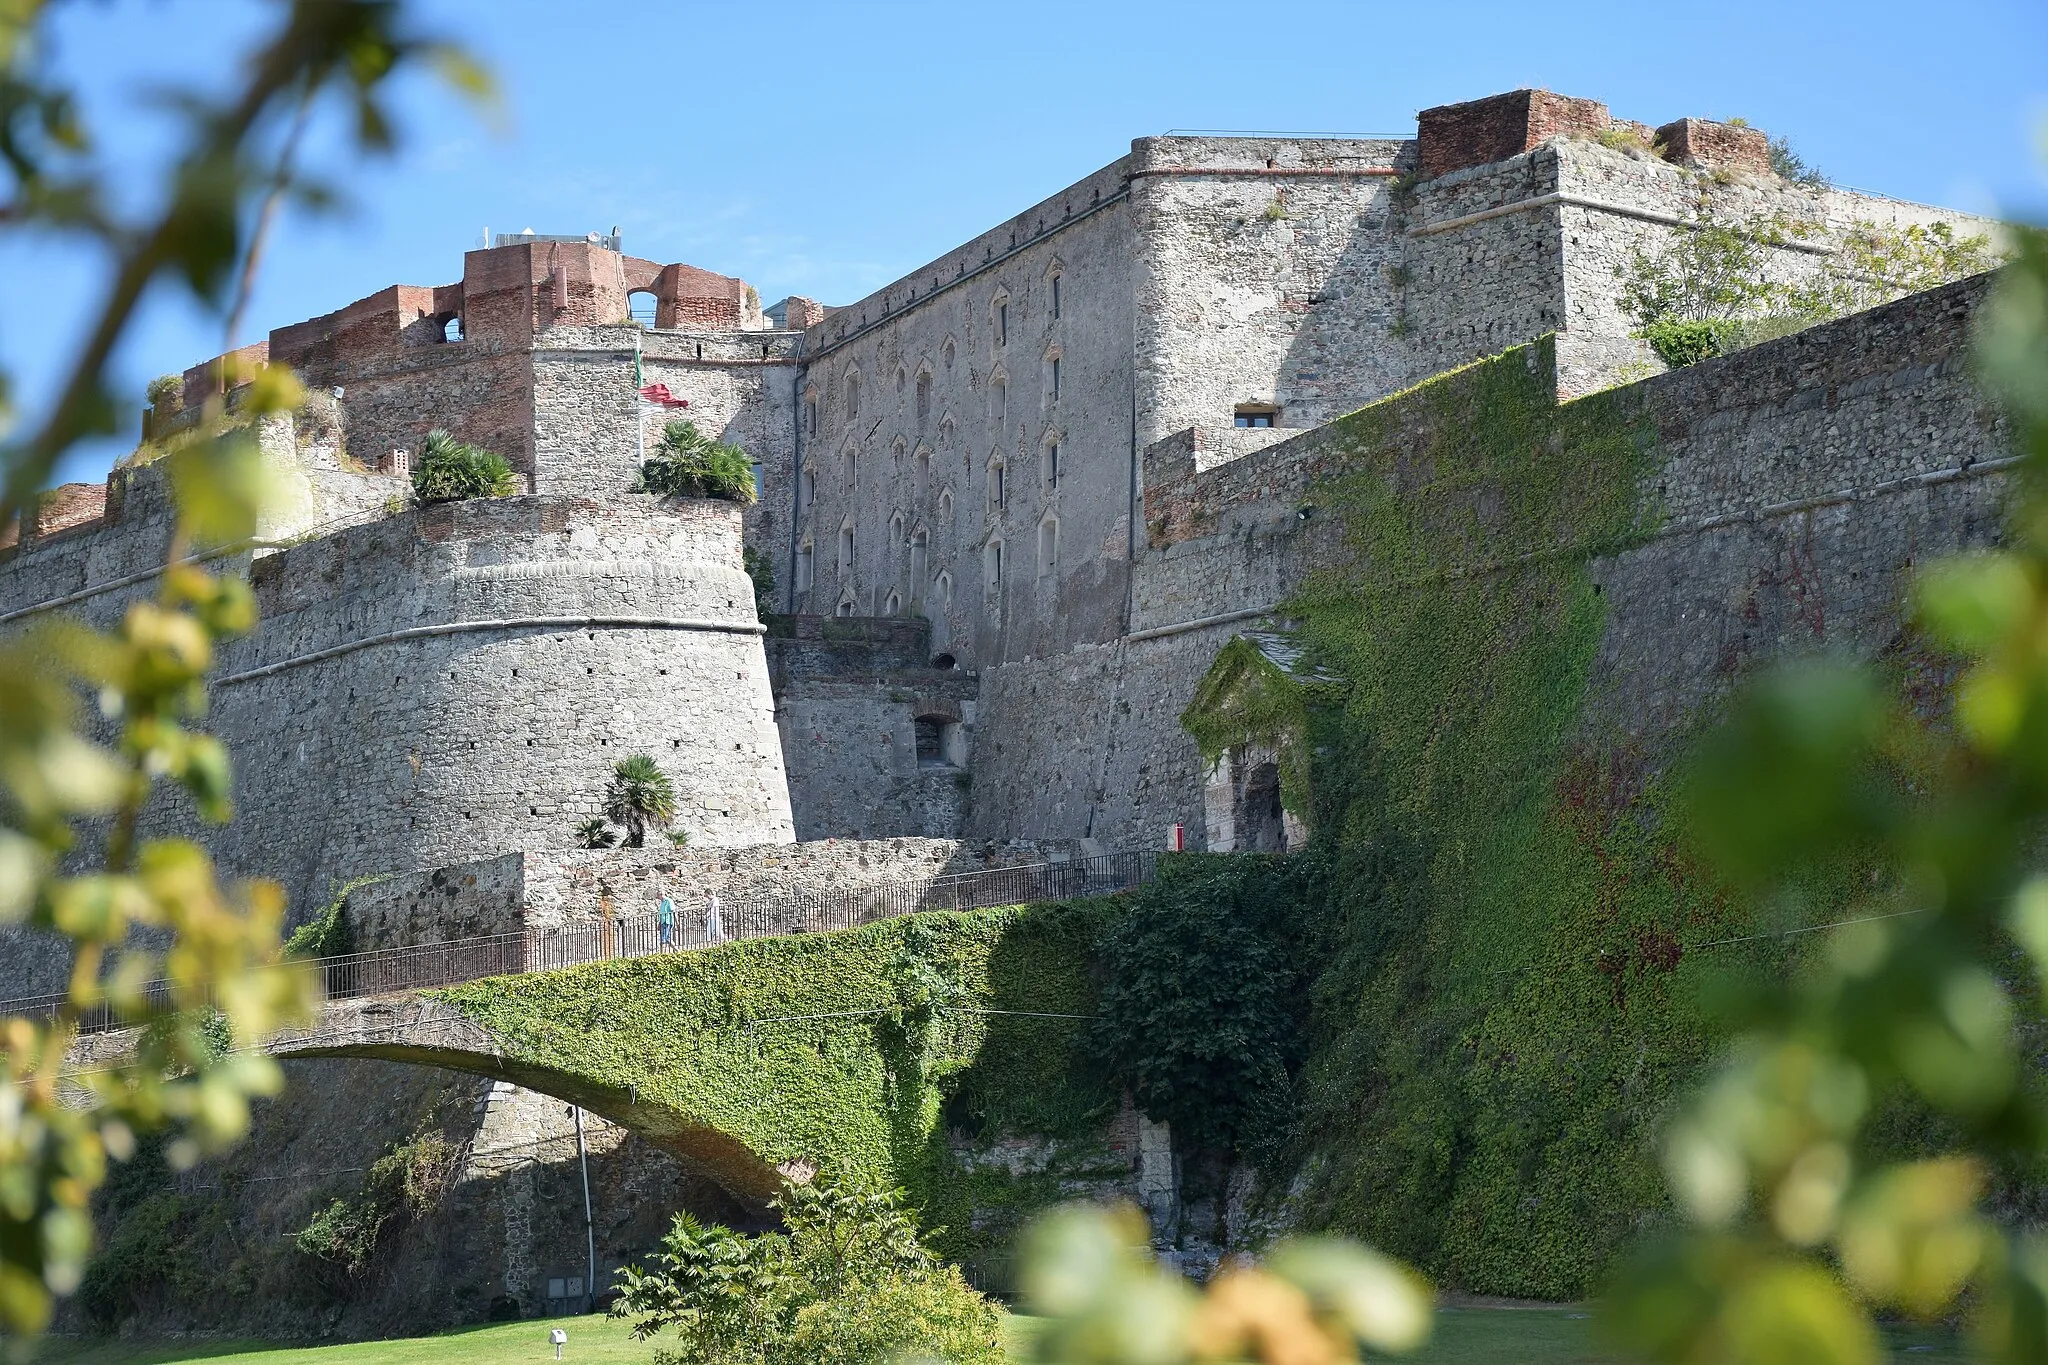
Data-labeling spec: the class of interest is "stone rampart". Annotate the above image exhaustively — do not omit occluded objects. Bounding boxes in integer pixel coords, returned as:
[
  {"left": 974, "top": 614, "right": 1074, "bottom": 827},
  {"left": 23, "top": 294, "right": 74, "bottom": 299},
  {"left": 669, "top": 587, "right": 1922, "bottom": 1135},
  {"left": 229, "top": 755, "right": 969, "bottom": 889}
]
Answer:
[
  {"left": 123, "top": 492, "right": 790, "bottom": 919},
  {"left": 336, "top": 837, "right": 1087, "bottom": 950},
  {"left": 964, "top": 274, "right": 2009, "bottom": 849}
]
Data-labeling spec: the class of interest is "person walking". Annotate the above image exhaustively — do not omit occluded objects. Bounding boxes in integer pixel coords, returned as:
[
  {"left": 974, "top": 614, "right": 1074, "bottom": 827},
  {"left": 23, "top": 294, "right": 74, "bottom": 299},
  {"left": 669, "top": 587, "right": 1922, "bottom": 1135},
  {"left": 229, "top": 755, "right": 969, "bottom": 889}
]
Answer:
[
  {"left": 656, "top": 890, "right": 675, "bottom": 951},
  {"left": 704, "top": 890, "right": 724, "bottom": 945}
]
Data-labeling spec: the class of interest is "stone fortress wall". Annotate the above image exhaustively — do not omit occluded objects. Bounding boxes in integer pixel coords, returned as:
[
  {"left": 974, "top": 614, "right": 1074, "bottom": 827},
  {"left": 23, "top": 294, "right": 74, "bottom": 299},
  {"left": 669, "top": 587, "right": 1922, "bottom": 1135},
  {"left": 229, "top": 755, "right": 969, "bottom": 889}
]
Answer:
[
  {"left": 0, "top": 84, "right": 2022, "bottom": 1333},
  {"left": 967, "top": 272, "right": 2005, "bottom": 850}
]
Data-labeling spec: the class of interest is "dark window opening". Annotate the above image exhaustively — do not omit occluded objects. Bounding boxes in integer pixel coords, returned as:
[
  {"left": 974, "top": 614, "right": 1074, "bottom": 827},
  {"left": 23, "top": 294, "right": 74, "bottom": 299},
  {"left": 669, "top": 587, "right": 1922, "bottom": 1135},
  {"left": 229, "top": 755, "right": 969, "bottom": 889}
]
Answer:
[
  {"left": 1235, "top": 406, "right": 1277, "bottom": 428},
  {"left": 915, "top": 717, "right": 944, "bottom": 764},
  {"left": 1051, "top": 276, "right": 1061, "bottom": 319},
  {"left": 997, "top": 303, "right": 1008, "bottom": 346},
  {"left": 931, "top": 652, "right": 957, "bottom": 670},
  {"left": 1240, "top": 761, "right": 1286, "bottom": 852}
]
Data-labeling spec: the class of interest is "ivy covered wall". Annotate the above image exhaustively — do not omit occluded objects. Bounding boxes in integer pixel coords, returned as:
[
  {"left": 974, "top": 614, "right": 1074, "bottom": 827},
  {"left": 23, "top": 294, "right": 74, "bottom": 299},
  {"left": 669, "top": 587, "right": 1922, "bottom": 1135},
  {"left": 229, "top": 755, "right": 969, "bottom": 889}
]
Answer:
[{"left": 1171, "top": 281, "right": 2011, "bottom": 1297}]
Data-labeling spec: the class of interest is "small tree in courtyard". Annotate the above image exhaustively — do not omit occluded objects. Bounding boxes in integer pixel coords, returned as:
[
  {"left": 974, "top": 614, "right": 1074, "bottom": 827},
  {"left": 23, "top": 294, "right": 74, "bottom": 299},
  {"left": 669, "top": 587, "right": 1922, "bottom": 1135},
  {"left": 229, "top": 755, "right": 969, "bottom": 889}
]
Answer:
[{"left": 603, "top": 755, "right": 678, "bottom": 848}]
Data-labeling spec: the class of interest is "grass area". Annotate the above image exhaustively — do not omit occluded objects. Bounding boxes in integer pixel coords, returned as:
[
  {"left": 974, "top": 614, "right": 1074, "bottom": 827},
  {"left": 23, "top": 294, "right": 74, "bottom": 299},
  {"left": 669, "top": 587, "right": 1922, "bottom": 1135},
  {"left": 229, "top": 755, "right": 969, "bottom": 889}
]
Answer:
[{"left": 17, "top": 1305, "right": 1971, "bottom": 1365}]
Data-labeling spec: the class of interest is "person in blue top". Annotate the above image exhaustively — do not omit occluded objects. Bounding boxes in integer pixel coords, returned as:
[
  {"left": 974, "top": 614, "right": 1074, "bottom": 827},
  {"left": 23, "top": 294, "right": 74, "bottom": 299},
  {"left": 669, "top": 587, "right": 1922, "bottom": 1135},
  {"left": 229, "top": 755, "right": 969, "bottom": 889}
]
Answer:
[{"left": 657, "top": 890, "right": 675, "bottom": 950}]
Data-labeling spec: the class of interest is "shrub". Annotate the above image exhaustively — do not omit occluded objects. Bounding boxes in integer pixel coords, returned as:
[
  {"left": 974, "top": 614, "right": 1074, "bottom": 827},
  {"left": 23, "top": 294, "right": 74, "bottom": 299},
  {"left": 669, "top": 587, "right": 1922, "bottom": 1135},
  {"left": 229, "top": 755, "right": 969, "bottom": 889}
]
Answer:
[
  {"left": 575, "top": 816, "right": 617, "bottom": 849},
  {"left": 638, "top": 420, "right": 756, "bottom": 504},
  {"left": 144, "top": 373, "right": 182, "bottom": 408},
  {"left": 412, "top": 428, "right": 517, "bottom": 502},
  {"left": 742, "top": 545, "right": 776, "bottom": 618},
  {"left": 293, "top": 1127, "right": 459, "bottom": 1280},
  {"left": 1092, "top": 854, "right": 1315, "bottom": 1158},
  {"left": 282, "top": 875, "right": 379, "bottom": 959},
  {"left": 1641, "top": 318, "right": 1745, "bottom": 368},
  {"left": 613, "top": 1172, "right": 1003, "bottom": 1365},
  {"left": 602, "top": 754, "right": 678, "bottom": 848}
]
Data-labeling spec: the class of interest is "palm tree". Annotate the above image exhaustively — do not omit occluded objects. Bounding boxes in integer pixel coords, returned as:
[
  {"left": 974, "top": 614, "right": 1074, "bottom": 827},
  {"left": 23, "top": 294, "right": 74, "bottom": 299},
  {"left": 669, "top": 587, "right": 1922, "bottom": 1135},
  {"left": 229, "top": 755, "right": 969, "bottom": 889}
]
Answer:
[
  {"left": 602, "top": 755, "right": 677, "bottom": 848},
  {"left": 574, "top": 817, "right": 615, "bottom": 849}
]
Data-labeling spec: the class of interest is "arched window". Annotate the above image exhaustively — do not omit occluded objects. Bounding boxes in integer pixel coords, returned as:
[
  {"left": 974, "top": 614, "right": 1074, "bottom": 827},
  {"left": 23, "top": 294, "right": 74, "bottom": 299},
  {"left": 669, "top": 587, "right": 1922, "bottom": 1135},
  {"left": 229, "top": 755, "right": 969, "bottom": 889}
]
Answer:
[
  {"left": 628, "top": 291, "right": 658, "bottom": 327},
  {"left": 892, "top": 435, "right": 907, "bottom": 471},
  {"left": 1044, "top": 345, "right": 1061, "bottom": 405},
  {"left": 884, "top": 590, "right": 902, "bottom": 617},
  {"left": 439, "top": 313, "right": 464, "bottom": 343},
  {"left": 838, "top": 522, "right": 856, "bottom": 577},
  {"left": 990, "top": 371, "right": 1008, "bottom": 425},
  {"left": 1038, "top": 517, "right": 1059, "bottom": 577},
  {"left": 844, "top": 441, "right": 858, "bottom": 489},
  {"left": 889, "top": 510, "right": 906, "bottom": 544},
  {"left": 984, "top": 539, "right": 1003, "bottom": 594},
  {"left": 915, "top": 368, "right": 932, "bottom": 420},
  {"left": 942, "top": 336, "right": 957, "bottom": 369},
  {"left": 939, "top": 415, "right": 956, "bottom": 449},
  {"left": 845, "top": 370, "right": 860, "bottom": 420},
  {"left": 992, "top": 290, "right": 1010, "bottom": 348},
  {"left": 910, "top": 527, "right": 928, "bottom": 600},
  {"left": 1042, "top": 437, "right": 1061, "bottom": 488},
  {"left": 799, "top": 466, "right": 817, "bottom": 515},
  {"left": 895, "top": 367, "right": 908, "bottom": 398},
  {"left": 937, "top": 571, "right": 954, "bottom": 610},
  {"left": 915, "top": 446, "right": 932, "bottom": 501},
  {"left": 938, "top": 487, "right": 954, "bottom": 522},
  {"left": 795, "top": 539, "right": 814, "bottom": 593},
  {"left": 804, "top": 391, "right": 818, "bottom": 436},
  {"left": 986, "top": 457, "right": 1005, "bottom": 510}
]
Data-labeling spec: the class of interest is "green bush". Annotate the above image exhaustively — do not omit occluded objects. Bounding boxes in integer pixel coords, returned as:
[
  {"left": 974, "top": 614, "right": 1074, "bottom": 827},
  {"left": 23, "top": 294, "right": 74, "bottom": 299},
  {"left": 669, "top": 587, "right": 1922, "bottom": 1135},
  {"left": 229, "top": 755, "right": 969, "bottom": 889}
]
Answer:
[
  {"left": 638, "top": 420, "right": 757, "bottom": 504},
  {"left": 282, "top": 876, "right": 378, "bottom": 959},
  {"left": 76, "top": 1192, "right": 207, "bottom": 1327},
  {"left": 293, "top": 1127, "right": 458, "bottom": 1279},
  {"left": 743, "top": 544, "right": 776, "bottom": 617},
  {"left": 1642, "top": 318, "right": 1745, "bottom": 368},
  {"left": 613, "top": 1171, "right": 1004, "bottom": 1365},
  {"left": 412, "top": 428, "right": 517, "bottom": 502},
  {"left": 1092, "top": 854, "right": 1314, "bottom": 1157}
]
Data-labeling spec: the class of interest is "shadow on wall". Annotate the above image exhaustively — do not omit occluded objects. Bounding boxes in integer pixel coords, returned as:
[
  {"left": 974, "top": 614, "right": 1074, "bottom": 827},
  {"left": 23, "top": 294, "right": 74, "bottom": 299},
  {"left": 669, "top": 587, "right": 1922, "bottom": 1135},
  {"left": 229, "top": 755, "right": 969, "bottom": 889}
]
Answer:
[{"left": 68, "top": 1057, "right": 756, "bottom": 1341}]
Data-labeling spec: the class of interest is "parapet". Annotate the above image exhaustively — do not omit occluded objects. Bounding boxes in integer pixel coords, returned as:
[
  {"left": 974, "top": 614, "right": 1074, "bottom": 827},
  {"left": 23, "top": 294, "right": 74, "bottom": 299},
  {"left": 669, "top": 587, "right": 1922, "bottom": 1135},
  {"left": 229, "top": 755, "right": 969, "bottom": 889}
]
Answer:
[
  {"left": 1654, "top": 117, "right": 1771, "bottom": 177},
  {"left": 1417, "top": 88, "right": 1777, "bottom": 182},
  {"left": 0, "top": 480, "right": 109, "bottom": 553}
]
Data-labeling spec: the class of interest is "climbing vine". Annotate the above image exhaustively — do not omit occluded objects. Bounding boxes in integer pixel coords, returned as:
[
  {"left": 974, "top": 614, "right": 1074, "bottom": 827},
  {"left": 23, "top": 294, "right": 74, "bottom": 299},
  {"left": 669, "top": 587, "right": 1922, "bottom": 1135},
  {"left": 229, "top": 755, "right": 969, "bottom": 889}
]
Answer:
[
  {"left": 435, "top": 901, "right": 1121, "bottom": 1263},
  {"left": 1177, "top": 338, "right": 1770, "bottom": 1295}
]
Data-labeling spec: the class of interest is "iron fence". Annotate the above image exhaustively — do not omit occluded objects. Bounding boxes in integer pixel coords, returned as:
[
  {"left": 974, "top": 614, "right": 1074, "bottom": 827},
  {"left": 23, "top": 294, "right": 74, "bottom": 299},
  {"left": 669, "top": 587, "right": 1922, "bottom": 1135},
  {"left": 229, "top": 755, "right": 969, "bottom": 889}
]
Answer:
[{"left": 4, "top": 850, "right": 1156, "bottom": 1036}]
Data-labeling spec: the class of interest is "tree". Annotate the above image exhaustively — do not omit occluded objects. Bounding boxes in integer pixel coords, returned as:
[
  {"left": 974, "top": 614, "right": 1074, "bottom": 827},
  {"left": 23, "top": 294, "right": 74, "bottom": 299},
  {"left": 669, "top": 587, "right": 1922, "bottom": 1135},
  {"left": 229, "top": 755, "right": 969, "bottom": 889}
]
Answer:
[
  {"left": 602, "top": 755, "right": 677, "bottom": 848},
  {"left": 574, "top": 816, "right": 616, "bottom": 850},
  {"left": 411, "top": 428, "right": 516, "bottom": 502},
  {"left": 0, "top": 0, "right": 487, "bottom": 1335},
  {"left": 612, "top": 1171, "right": 1004, "bottom": 1365},
  {"left": 637, "top": 420, "right": 757, "bottom": 504}
]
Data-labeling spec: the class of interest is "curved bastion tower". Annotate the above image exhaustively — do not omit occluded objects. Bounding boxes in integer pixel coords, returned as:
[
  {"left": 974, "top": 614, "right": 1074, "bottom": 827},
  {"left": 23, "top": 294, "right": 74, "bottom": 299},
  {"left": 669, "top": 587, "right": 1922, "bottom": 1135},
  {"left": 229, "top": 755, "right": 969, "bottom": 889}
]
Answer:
[{"left": 206, "top": 492, "right": 794, "bottom": 913}]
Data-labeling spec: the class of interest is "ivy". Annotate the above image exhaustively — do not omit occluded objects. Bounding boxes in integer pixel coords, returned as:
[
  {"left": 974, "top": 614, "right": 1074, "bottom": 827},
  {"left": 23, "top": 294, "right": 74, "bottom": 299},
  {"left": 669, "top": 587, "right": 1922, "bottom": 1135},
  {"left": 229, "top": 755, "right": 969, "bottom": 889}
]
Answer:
[{"left": 434, "top": 902, "right": 1121, "bottom": 1262}]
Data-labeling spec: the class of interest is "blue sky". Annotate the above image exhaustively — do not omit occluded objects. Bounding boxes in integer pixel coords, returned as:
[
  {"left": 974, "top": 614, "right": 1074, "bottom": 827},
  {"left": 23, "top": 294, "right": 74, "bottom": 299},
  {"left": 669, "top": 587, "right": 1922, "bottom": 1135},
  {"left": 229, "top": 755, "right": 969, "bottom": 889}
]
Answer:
[{"left": 7, "top": 0, "right": 2047, "bottom": 488}]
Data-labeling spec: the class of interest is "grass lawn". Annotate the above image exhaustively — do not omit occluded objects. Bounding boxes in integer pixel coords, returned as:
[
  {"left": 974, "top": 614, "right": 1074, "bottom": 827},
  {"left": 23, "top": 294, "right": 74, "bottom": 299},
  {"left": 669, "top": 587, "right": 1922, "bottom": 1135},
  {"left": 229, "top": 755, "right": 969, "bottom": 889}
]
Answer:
[{"left": 16, "top": 1304, "right": 1971, "bottom": 1364}]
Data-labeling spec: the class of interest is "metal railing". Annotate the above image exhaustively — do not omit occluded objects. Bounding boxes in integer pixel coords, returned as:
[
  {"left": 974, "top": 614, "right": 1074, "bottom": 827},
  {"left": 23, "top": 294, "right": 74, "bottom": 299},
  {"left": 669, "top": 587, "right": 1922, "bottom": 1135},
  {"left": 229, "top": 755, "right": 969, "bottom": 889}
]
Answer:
[{"left": 5, "top": 851, "right": 1156, "bottom": 1036}]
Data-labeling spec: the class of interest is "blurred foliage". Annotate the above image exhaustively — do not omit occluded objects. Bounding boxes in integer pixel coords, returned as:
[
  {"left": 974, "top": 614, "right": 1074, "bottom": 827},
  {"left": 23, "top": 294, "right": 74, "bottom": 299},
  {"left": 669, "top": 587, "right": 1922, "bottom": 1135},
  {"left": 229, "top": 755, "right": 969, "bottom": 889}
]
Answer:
[
  {"left": 1019, "top": 1204, "right": 1432, "bottom": 1365},
  {"left": 1600, "top": 230, "right": 2048, "bottom": 1362},
  {"left": 0, "top": 0, "right": 485, "bottom": 1337},
  {"left": 612, "top": 1170, "right": 1004, "bottom": 1365},
  {"left": 410, "top": 428, "right": 516, "bottom": 502}
]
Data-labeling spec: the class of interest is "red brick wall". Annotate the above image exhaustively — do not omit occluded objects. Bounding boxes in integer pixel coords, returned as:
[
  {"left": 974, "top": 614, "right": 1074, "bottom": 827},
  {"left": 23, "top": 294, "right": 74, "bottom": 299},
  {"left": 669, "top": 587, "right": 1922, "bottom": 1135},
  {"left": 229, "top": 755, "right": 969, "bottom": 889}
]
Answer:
[
  {"left": 1655, "top": 118, "right": 1771, "bottom": 176},
  {"left": 1417, "top": 89, "right": 1611, "bottom": 180}
]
